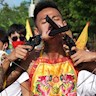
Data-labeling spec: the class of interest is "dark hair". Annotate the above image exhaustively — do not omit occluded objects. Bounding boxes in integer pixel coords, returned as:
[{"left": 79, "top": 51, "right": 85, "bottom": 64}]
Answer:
[
  {"left": 0, "top": 27, "right": 9, "bottom": 44},
  {"left": 8, "top": 23, "right": 26, "bottom": 37},
  {"left": 34, "top": 0, "right": 61, "bottom": 22},
  {"left": 0, "top": 27, "right": 6, "bottom": 38}
]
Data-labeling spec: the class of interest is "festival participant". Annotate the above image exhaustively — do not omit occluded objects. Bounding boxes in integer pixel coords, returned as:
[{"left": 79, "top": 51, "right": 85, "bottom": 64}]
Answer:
[
  {"left": 0, "top": 27, "right": 9, "bottom": 51},
  {"left": 1, "top": 1, "right": 96, "bottom": 95},
  {"left": 28, "top": 1, "right": 78, "bottom": 95},
  {"left": 28, "top": 1, "right": 96, "bottom": 96}
]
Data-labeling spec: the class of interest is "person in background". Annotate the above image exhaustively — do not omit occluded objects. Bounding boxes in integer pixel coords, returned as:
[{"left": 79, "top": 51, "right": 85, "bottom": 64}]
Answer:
[
  {"left": 0, "top": 27, "right": 9, "bottom": 51},
  {"left": 0, "top": 24, "right": 32, "bottom": 96},
  {"left": 66, "top": 26, "right": 96, "bottom": 96},
  {"left": 70, "top": 46, "right": 96, "bottom": 96},
  {"left": 0, "top": 27, "right": 9, "bottom": 91},
  {"left": 1, "top": 1, "right": 96, "bottom": 96}
]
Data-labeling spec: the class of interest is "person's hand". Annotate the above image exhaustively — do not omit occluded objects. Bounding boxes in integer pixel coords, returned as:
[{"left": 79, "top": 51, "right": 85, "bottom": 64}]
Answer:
[
  {"left": 71, "top": 47, "right": 96, "bottom": 66},
  {"left": 63, "top": 44, "right": 70, "bottom": 56},
  {"left": 7, "top": 45, "right": 33, "bottom": 61}
]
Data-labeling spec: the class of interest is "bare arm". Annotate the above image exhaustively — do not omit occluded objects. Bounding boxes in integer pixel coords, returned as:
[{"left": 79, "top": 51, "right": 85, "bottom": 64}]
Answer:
[
  {"left": 5, "top": 47, "right": 39, "bottom": 87},
  {"left": 0, "top": 66, "right": 4, "bottom": 90},
  {"left": 21, "top": 80, "right": 32, "bottom": 96},
  {"left": 6, "top": 66, "right": 24, "bottom": 87}
]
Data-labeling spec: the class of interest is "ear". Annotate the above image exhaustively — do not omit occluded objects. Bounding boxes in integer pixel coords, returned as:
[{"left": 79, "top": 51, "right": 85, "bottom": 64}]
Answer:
[
  {"left": 34, "top": 27, "right": 40, "bottom": 35},
  {"left": 3, "top": 43, "right": 8, "bottom": 50}
]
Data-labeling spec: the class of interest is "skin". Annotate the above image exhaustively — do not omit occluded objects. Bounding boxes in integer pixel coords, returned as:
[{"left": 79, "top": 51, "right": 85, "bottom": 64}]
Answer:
[
  {"left": 0, "top": 7, "right": 74, "bottom": 94},
  {"left": 0, "top": 41, "right": 8, "bottom": 51},
  {"left": 9, "top": 32, "right": 26, "bottom": 43},
  {"left": 1, "top": 32, "right": 32, "bottom": 95},
  {"left": 34, "top": 7, "right": 96, "bottom": 74},
  {"left": 0, "top": 39, "right": 8, "bottom": 90},
  {"left": 35, "top": 7, "right": 72, "bottom": 39},
  {"left": 3, "top": 32, "right": 32, "bottom": 74},
  {"left": 21, "top": 80, "right": 32, "bottom": 96},
  {"left": 34, "top": 7, "right": 67, "bottom": 59},
  {"left": 71, "top": 47, "right": 96, "bottom": 66},
  {"left": 7, "top": 33, "right": 32, "bottom": 96},
  {"left": 1, "top": 7, "right": 95, "bottom": 94},
  {"left": 0, "top": 41, "right": 3, "bottom": 50},
  {"left": 27, "top": 7, "right": 79, "bottom": 95}
]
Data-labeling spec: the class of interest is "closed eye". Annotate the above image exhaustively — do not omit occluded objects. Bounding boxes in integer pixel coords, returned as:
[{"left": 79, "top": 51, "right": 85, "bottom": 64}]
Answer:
[
  {"left": 41, "top": 19, "right": 47, "bottom": 24},
  {"left": 54, "top": 18, "right": 60, "bottom": 21},
  {"left": 41, "top": 21, "right": 47, "bottom": 24}
]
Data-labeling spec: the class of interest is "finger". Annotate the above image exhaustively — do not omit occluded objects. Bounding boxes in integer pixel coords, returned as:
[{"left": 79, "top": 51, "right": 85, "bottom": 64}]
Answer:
[
  {"left": 63, "top": 44, "right": 69, "bottom": 49},
  {"left": 71, "top": 53, "right": 78, "bottom": 59},
  {"left": 74, "top": 58, "right": 83, "bottom": 66},
  {"left": 72, "top": 55, "right": 81, "bottom": 62},
  {"left": 17, "top": 45, "right": 33, "bottom": 51},
  {"left": 15, "top": 54, "right": 26, "bottom": 60},
  {"left": 16, "top": 45, "right": 33, "bottom": 54},
  {"left": 16, "top": 50, "right": 27, "bottom": 57},
  {"left": 71, "top": 46, "right": 77, "bottom": 51},
  {"left": 16, "top": 48, "right": 28, "bottom": 54},
  {"left": 66, "top": 50, "right": 70, "bottom": 53},
  {"left": 14, "top": 49, "right": 28, "bottom": 60},
  {"left": 15, "top": 50, "right": 29, "bottom": 59}
]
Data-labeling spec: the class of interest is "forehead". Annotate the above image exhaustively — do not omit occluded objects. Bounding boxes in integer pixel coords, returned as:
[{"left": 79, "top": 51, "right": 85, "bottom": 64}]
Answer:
[
  {"left": 10, "top": 32, "right": 20, "bottom": 37},
  {"left": 10, "top": 31, "right": 24, "bottom": 37},
  {"left": 36, "top": 7, "right": 61, "bottom": 21}
]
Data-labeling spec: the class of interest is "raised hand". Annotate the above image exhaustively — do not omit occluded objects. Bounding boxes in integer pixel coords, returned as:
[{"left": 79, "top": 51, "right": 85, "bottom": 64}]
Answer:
[
  {"left": 7, "top": 45, "right": 32, "bottom": 61},
  {"left": 71, "top": 47, "right": 96, "bottom": 66}
]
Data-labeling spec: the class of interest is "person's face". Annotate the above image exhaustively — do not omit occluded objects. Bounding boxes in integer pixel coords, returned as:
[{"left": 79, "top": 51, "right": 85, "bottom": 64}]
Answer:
[
  {"left": 9, "top": 32, "right": 25, "bottom": 48},
  {"left": 35, "top": 8, "right": 65, "bottom": 41},
  {"left": 10, "top": 32, "right": 25, "bottom": 42}
]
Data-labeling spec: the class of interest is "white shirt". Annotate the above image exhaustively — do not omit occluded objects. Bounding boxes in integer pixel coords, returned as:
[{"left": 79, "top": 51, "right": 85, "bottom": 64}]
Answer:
[
  {"left": 1, "top": 51, "right": 96, "bottom": 96},
  {"left": 0, "top": 72, "right": 29, "bottom": 96},
  {"left": 77, "top": 70, "right": 96, "bottom": 96},
  {"left": 0, "top": 50, "right": 29, "bottom": 96}
]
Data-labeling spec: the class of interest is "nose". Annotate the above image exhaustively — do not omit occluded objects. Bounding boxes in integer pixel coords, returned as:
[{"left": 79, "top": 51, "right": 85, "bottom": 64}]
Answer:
[{"left": 17, "top": 37, "right": 20, "bottom": 41}]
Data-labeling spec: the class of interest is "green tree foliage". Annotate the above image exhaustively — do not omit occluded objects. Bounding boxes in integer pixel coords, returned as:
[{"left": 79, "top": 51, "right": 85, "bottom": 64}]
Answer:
[
  {"left": 0, "top": 0, "right": 96, "bottom": 49},
  {"left": 0, "top": 1, "right": 29, "bottom": 31},
  {"left": 54, "top": 0, "right": 96, "bottom": 50},
  {"left": 54, "top": 0, "right": 96, "bottom": 32}
]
